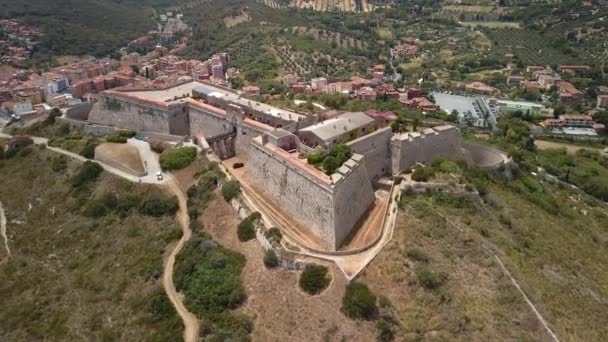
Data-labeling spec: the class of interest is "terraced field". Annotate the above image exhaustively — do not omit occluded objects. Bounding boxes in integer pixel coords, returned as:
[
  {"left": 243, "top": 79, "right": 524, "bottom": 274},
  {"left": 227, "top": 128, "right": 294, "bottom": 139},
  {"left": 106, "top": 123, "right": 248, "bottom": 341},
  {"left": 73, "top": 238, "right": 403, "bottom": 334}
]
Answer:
[
  {"left": 259, "top": 0, "right": 375, "bottom": 12},
  {"left": 486, "top": 29, "right": 579, "bottom": 65}
]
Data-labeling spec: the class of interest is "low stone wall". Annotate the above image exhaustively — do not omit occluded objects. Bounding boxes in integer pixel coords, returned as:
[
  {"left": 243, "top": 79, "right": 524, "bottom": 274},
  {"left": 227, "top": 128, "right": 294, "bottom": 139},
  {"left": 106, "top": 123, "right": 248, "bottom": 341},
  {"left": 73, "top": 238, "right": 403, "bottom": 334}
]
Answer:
[
  {"left": 462, "top": 141, "right": 509, "bottom": 169},
  {"left": 391, "top": 126, "right": 463, "bottom": 174}
]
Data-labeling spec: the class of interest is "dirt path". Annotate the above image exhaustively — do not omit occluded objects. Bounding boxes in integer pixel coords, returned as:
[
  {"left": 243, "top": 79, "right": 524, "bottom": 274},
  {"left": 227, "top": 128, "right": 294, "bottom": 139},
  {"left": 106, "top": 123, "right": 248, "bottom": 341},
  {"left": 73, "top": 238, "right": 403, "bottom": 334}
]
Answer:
[
  {"left": 0, "top": 201, "right": 10, "bottom": 257},
  {"left": 163, "top": 179, "right": 200, "bottom": 342}
]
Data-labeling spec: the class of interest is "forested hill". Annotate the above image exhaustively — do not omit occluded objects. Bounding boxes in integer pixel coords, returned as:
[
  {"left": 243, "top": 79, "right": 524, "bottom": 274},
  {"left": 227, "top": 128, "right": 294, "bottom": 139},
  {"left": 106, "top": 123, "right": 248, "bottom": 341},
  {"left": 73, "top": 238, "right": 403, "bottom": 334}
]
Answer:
[{"left": 0, "top": 0, "right": 173, "bottom": 63}]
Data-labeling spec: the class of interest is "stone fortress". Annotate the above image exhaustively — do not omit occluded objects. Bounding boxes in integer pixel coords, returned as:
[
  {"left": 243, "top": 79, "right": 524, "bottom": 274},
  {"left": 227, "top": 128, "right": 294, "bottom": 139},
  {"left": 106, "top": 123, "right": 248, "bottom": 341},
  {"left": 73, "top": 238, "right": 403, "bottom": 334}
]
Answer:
[{"left": 85, "top": 80, "right": 497, "bottom": 251}]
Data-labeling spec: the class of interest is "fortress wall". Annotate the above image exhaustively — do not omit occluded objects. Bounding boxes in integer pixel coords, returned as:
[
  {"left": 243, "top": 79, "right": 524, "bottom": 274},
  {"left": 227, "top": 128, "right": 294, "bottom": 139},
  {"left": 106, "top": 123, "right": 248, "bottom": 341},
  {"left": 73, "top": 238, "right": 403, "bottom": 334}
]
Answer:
[
  {"left": 391, "top": 127, "right": 463, "bottom": 173},
  {"left": 189, "top": 106, "right": 234, "bottom": 137},
  {"left": 65, "top": 102, "right": 94, "bottom": 121},
  {"left": 247, "top": 141, "right": 336, "bottom": 248},
  {"left": 347, "top": 126, "right": 392, "bottom": 181},
  {"left": 88, "top": 95, "right": 172, "bottom": 134},
  {"left": 332, "top": 157, "right": 376, "bottom": 247},
  {"left": 167, "top": 103, "right": 190, "bottom": 136}
]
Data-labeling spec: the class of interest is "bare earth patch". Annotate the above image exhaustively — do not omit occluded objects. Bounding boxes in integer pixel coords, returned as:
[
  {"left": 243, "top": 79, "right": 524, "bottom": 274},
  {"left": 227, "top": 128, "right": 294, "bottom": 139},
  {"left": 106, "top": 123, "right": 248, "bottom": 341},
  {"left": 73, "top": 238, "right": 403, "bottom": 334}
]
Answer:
[
  {"left": 95, "top": 143, "right": 145, "bottom": 175},
  {"left": 198, "top": 195, "right": 376, "bottom": 341}
]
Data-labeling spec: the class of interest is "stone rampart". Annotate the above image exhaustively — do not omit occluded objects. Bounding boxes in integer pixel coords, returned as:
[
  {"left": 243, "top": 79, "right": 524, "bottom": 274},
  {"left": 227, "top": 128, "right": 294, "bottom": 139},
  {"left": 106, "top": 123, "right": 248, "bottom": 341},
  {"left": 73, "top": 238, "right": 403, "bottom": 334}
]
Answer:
[
  {"left": 332, "top": 155, "right": 375, "bottom": 247},
  {"left": 347, "top": 126, "right": 392, "bottom": 181},
  {"left": 247, "top": 139, "right": 336, "bottom": 247},
  {"left": 247, "top": 137, "right": 375, "bottom": 250},
  {"left": 391, "top": 126, "right": 463, "bottom": 173}
]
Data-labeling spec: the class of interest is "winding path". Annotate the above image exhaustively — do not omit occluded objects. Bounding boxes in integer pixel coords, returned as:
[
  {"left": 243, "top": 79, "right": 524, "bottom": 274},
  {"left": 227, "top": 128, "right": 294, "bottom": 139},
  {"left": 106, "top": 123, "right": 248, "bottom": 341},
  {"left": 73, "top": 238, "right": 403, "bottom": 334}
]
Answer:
[
  {"left": 0, "top": 131, "right": 199, "bottom": 341},
  {"left": 0, "top": 201, "right": 10, "bottom": 257},
  {"left": 163, "top": 179, "right": 200, "bottom": 342}
]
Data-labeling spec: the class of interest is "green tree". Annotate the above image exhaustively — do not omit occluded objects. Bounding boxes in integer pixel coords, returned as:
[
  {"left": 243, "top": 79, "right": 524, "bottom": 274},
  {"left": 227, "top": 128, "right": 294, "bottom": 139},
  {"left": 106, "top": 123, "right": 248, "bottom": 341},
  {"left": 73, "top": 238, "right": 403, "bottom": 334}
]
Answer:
[
  {"left": 322, "top": 156, "right": 340, "bottom": 175},
  {"left": 299, "top": 265, "right": 330, "bottom": 295},
  {"left": 221, "top": 180, "right": 241, "bottom": 201},
  {"left": 342, "top": 282, "right": 378, "bottom": 320}
]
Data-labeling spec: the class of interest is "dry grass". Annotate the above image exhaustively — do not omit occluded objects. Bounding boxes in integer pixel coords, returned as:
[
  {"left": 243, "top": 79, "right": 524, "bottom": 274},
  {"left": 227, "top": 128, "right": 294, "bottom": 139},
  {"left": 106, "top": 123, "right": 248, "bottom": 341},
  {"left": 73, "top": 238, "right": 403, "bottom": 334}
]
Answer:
[
  {"left": 0, "top": 149, "right": 182, "bottom": 341},
  {"left": 95, "top": 142, "right": 145, "bottom": 174},
  {"left": 197, "top": 195, "right": 377, "bottom": 341},
  {"left": 360, "top": 204, "right": 550, "bottom": 341}
]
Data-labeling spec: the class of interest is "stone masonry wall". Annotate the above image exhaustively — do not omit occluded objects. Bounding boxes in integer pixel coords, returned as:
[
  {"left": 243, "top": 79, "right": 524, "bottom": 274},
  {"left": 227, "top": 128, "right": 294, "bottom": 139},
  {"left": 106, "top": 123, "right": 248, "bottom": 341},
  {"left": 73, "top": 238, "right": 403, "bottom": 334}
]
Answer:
[
  {"left": 247, "top": 141, "right": 336, "bottom": 248},
  {"left": 391, "top": 127, "right": 462, "bottom": 173},
  {"left": 189, "top": 106, "right": 235, "bottom": 138},
  {"left": 332, "top": 156, "right": 375, "bottom": 247},
  {"left": 347, "top": 126, "right": 392, "bottom": 181},
  {"left": 88, "top": 96, "right": 172, "bottom": 134}
]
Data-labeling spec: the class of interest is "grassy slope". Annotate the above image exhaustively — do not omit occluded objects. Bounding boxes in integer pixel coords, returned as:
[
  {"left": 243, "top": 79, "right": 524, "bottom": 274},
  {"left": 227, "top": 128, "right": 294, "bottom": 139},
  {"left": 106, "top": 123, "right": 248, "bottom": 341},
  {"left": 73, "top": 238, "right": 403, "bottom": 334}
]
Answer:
[
  {"left": 363, "top": 198, "right": 548, "bottom": 341},
  {"left": 0, "top": 148, "right": 182, "bottom": 341},
  {"left": 380, "top": 176, "right": 608, "bottom": 341}
]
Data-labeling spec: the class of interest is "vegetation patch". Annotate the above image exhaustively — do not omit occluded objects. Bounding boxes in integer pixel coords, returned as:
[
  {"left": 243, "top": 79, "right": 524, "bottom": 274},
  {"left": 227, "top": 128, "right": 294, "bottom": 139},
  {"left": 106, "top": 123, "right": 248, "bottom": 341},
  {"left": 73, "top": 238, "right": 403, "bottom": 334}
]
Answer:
[
  {"left": 175, "top": 236, "right": 252, "bottom": 340},
  {"left": 341, "top": 282, "right": 378, "bottom": 320},
  {"left": 299, "top": 265, "right": 330, "bottom": 295},
  {"left": 0, "top": 147, "right": 183, "bottom": 340},
  {"left": 221, "top": 180, "right": 241, "bottom": 201},
  {"left": 307, "top": 144, "right": 352, "bottom": 175},
  {"left": 160, "top": 147, "right": 197, "bottom": 171},
  {"left": 237, "top": 212, "right": 261, "bottom": 242}
]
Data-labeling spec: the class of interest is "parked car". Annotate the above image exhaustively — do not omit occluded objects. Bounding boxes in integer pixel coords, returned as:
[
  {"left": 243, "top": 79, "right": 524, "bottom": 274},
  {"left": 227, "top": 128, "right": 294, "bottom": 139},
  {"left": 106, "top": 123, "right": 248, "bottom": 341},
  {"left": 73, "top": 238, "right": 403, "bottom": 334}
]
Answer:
[
  {"left": 233, "top": 162, "right": 245, "bottom": 169},
  {"left": 156, "top": 172, "right": 164, "bottom": 181}
]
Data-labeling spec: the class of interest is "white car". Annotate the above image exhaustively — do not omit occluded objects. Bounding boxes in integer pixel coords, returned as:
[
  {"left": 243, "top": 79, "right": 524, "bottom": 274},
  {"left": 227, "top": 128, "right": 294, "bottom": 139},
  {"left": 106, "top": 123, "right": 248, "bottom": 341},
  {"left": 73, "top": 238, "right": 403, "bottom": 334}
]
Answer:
[
  {"left": 156, "top": 172, "right": 164, "bottom": 181},
  {"left": 603, "top": 147, "right": 608, "bottom": 154}
]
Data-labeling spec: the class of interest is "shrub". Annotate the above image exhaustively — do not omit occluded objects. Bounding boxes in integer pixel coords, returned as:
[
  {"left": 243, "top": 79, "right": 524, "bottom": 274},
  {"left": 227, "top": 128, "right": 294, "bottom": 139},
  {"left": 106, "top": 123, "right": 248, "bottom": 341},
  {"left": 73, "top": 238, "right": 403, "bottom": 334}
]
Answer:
[
  {"left": 57, "top": 123, "right": 71, "bottom": 136},
  {"left": 307, "top": 150, "right": 328, "bottom": 165},
  {"left": 105, "top": 134, "right": 128, "bottom": 143},
  {"left": 79, "top": 141, "right": 99, "bottom": 159},
  {"left": 51, "top": 156, "right": 68, "bottom": 172},
  {"left": 415, "top": 267, "right": 447, "bottom": 290},
  {"left": 160, "top": 147, "right": 197, "bottom": 170},
  {"left": 139, "top": 196, "right": 179, "bottom": 217},
  {"left": 175, "top": 239, "right": 246, "bottom": 315},
  {"left": 18, "top": 146, "right": 33, "bottom": 157},
  {"left": 263, "top": 249, "right": 279, "bottom": 268},
  {"left": 45, "top": 108, "right": 62, "bottom": 125},
  {"left": 322, "top": 156, "right": 340, "bottom": 175},
  {"left": 265, "top": 227, "right": 283, "bottom": 244},
  {"left": 406, "top": 248, "right": 430, "bottom": 263},
  {"left": 208, "top": 312, "right": 253, "bottom": 340},
  {"left": 411, "top": 165, "right": 434, "bottom": 182},
  {"left": 299, "top": 265, "right": 330, "bottom": 295},
  {"left": 118, "top": 129, "right": 137, "bottom": 138},
  {"left": 71, "top": 161, "right": 103, "bottom": 188},
  {"left": 342, "top": 282, "right": 378, "bottom": 320},
  {"left": 221, "top": 180, "right": 241, "bottom": 201},
  {"left": 376, "top": 318, "right": 396, "bottom": 342},
  {"left": 237, "top": 217, "right": 256, "bottom": 242}
]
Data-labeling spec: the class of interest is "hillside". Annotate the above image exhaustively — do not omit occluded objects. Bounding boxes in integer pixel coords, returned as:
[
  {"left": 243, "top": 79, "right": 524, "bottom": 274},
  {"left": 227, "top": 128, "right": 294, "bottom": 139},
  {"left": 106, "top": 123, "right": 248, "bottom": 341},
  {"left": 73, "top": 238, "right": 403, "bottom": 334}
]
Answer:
[
  {"left": 0, "top": 147, "right": 183, "bottom": 341},
  {"left": 0, "top": 0, "right": 167, "bottom": 62},
  {"left": 362, "top": 159, "right": 608, "bottom": 341}
]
